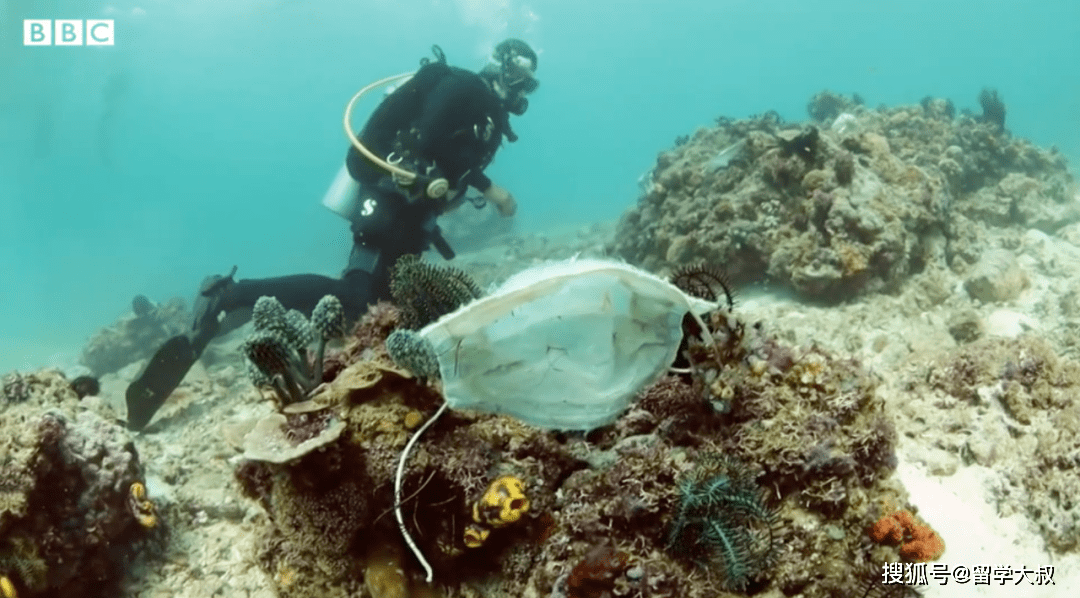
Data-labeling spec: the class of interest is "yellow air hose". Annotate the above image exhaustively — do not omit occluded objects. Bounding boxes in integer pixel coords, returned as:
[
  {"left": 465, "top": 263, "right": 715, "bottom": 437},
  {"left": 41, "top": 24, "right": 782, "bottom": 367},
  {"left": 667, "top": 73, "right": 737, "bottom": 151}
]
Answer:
[{"left": 342, "top": 72, "right": 417, "bottom": 183}]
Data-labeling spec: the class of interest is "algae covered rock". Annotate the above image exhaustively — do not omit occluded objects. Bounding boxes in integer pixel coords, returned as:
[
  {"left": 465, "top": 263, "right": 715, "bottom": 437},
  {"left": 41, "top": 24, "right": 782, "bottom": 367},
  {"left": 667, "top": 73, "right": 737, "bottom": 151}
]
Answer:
[
  {"left": 910, "top": 335, "right": 1080, "bottom": 553},
  {"left": 963, "top": 248, "right": 1029, "bottom": 303},
  {"left": 612, "top": 92, "right": 1075, "bottom": 302},
  {"left": 0, "top": 370, "right": 149, "bottom": 598}
]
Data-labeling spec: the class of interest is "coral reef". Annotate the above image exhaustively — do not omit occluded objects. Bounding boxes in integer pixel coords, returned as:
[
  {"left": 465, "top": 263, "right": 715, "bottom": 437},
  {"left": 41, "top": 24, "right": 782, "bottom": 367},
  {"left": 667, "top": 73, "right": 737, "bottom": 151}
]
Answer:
[
  {"left": 0, "top": 370, "right": 150, "bottom": 598},
  {"left": 611, "top": 91, "right": 1075, "bottom": 301},
  {"left": 223, "top": 286, "right": 913, "bottom": 598}
]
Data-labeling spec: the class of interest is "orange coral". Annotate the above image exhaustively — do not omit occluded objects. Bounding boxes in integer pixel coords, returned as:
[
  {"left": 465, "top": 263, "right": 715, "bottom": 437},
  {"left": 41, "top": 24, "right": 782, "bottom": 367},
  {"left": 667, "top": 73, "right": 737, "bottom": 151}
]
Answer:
[{"left": 868, "top": 509, "right": 944, "bottom": 562}]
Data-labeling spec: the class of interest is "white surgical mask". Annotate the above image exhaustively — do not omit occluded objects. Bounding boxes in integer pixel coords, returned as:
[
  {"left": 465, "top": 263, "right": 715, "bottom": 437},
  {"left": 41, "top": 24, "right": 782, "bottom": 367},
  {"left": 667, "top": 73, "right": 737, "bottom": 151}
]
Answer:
[{"left": 417, "top": 258, "right": 718, "bottom": 430}]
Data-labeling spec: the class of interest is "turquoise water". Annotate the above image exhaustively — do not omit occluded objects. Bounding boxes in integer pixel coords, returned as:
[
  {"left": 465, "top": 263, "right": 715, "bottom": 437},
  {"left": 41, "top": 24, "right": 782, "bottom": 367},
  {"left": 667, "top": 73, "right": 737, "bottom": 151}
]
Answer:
[{"left": 1, "top": 0, "right": 1078, "bottom": 373}]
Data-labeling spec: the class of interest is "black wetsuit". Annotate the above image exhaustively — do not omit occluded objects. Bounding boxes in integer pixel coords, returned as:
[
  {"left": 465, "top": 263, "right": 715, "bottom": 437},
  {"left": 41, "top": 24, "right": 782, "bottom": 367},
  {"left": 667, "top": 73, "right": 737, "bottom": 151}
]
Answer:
[
  {"left": 126, "top": 53, "right": 521, "bottom": 431},
  {"left": 220, "top": 60, "right": 514, "bottom": 323}
]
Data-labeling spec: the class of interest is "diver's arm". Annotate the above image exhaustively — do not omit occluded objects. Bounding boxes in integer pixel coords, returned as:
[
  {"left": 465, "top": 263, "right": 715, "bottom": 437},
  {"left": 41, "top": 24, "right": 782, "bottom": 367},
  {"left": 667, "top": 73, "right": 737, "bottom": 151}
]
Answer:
[
  {"left": 483, "top": 183, "right": 516, "bottom": 217},
  {"left": 469, "top": 171, "right": 492, "bottom": 193}
]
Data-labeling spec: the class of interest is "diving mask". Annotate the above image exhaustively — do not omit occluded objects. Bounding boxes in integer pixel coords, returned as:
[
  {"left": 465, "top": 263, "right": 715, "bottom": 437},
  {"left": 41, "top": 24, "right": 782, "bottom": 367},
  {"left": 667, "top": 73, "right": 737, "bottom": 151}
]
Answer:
[
  {"left": 501, "top": 54, "right": 538, "bottom": 94},
  {"left": 490, "top": 38, "right": 539, "bottom": 97}
]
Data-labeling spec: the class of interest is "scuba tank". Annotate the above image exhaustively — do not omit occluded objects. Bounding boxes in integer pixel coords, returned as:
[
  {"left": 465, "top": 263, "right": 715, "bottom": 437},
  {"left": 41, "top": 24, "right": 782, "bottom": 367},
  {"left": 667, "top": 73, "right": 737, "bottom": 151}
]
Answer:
[{"left": 321, "top": 164, "right": 362, "bottom": 221}]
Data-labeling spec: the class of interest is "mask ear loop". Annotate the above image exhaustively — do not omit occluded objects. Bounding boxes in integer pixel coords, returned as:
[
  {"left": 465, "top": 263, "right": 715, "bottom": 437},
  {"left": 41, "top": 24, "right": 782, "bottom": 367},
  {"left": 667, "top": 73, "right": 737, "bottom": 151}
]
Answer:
[
  {"left": 394, "top": 401, "right": 448, "bottom": 583},
  {"left": 668, "top": 309, "right": 718, "bottom": 375}
]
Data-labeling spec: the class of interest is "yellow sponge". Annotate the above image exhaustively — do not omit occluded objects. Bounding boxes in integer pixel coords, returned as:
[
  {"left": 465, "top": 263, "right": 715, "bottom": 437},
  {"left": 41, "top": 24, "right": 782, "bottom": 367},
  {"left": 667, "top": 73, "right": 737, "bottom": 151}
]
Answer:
[{"left": 472, "top": 475, "right": 529, "bottom": 528}]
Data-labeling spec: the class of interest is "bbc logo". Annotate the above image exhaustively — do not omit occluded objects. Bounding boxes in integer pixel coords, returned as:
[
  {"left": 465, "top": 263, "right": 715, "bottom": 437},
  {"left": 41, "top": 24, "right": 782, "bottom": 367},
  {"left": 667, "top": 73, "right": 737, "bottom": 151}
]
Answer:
[{"left": 23, "top": 20, "right": 115, "bottom": 46}]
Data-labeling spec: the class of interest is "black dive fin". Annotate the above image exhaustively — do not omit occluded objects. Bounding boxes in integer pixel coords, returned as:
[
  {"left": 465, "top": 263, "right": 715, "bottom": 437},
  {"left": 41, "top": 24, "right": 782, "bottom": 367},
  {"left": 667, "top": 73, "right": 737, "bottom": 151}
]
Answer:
[{"left": 126, "top": 334, "right": 198, "bottom": 431}]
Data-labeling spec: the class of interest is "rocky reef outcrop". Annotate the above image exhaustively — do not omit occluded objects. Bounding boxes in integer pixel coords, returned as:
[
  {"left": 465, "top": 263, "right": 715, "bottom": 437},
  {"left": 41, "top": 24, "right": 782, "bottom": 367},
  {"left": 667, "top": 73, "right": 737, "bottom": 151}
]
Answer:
[
  {"left": 611, "top": 91, "right": 1076, "bottom": 301},
  {"left": 0, "top": 370, "right": 153, "bottom": 598}
]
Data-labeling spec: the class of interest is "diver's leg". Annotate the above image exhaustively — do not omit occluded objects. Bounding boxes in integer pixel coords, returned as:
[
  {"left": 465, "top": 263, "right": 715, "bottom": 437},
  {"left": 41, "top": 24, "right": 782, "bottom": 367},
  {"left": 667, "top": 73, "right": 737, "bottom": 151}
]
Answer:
[
  {"left": 126, "top": 266, "right": 380, "bottom": 430},
  {"left": 126, "top": 268, "right": 239, "bottom": 431},
  {"left": 224, "top": 272, "right": 376, "bottom": 319}
]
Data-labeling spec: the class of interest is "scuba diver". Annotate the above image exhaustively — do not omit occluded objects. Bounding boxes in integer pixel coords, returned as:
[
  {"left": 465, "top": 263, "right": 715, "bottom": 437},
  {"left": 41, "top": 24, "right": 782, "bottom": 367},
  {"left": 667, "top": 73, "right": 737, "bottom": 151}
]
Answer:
[{"left": 125, "top": 39, "right": 539, "bottom": 431}]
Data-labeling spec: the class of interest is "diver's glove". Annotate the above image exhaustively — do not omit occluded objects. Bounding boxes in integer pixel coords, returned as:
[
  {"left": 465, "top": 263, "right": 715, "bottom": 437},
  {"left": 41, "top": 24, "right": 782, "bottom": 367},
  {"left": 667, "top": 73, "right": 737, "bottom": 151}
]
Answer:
[{"left": 483, "top": 183, "right": 517, "bottom": 217}]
